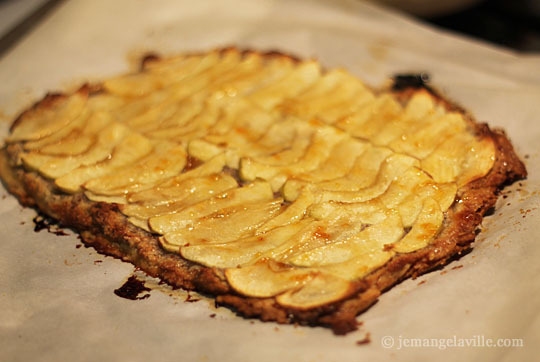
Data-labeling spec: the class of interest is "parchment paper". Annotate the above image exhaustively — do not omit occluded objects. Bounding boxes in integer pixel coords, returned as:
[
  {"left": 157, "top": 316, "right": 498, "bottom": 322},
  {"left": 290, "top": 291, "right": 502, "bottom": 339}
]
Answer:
[{"left": 0, "top": 1, "right": 539, "bottom": 361}]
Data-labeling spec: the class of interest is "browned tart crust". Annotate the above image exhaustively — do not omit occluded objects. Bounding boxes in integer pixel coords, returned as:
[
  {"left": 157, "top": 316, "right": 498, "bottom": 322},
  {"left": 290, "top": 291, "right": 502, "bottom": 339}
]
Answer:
[{"left": 0, "top": 49, "right": 527, "bottom": 334}]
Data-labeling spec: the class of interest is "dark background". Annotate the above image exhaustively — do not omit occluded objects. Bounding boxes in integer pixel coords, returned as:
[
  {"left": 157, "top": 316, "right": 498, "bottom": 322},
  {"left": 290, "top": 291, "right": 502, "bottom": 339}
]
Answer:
[
  {"left": 0, "top": 0, "right": 539, "bottom": 56},
  {"left": 424, "top": 0, "right": 540, "bottom": 52}
]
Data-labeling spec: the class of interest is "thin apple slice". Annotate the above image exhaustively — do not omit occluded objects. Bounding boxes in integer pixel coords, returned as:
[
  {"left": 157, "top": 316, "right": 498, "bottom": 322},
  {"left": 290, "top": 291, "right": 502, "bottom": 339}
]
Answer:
[
  {"left": 39, "top": 131, "right": 93, "bottom": 157},
  {"left": 34, "top": 109, "right": 114, "bottom": 157},
  {"left": 55, "top": 132, "right": 152, "bottom": 193},
  {"left": 23, "top": 109, "right": 90, "bottom": 152},
  {"left": 282, "top": 138, "right": 369, "bottom": 201},
  {"left": 180, "top": 219, "right": 313, "bottom": 268},
  {"left": 126, "top": 95, "right": 198, "bottom": 133},
  {"left": 240, "top": 126, "right": 346, "bottom": 190},
  {"left": 127, "top": 216, "right": 151, "bottom": 232},
  {"left": 114, "top": 52, "right": 238, "bottom": 130},
  {"left": 106, "top": 54, "right": 219, "bottom": 97},
  {"left": 144, "top": 97, "right": 222, "bottom": 140},
  {"left": 276, "top": 272, "right": 354, "bottom": 309},
  {"left": 146, "top": 53, "right": 217, "bottom": 78},
  {"left": 21, "top": 93, "right": 124, "bottom": 151},
  {"left": 110, "top": 87, "right": 171, "bottom": 125},
  {"left": 149, "top": 181, "right": 273, "bottom": 234},
  {"left": 290, "top": 210, "right": 402, "bottom": 268},
  {"left": 127, "top": 172, "right": 237, "bottom": 205},
  {"left": 335, "top": 94, "right": 402, "bottom": 140},
  {"left": 314, "top": 89, "right": 374, "bottom": 125},
  {"left": 397, "top": 182, "right": 457, "bottom": 227},
  {"left": 162, "top": 198, "right": 283, "bottom": 246},
  {"left": 103, "top": 72, "right": 163, "bottom": 98},
  {"left": 308, "top": 199, "right": 388, "bottom": 225},
  {"left": 393, "top": 198, "right": 443, "bottom": 253},
  {"left": 370, "top": 95, "right": 438, "bottom": 147},
  {"left": 21, "top": 120, "right": 129, "bottom": 179},
  {"left": 126, "top": 154, "right": 229, "bottom": 203},
  {"left": 207, "top": 100, "right": 277, "bottom": 141},
  {"left": 204, "top": 53, "right": 266, "bottom": 96},
  {"left": 378, "top": 167, "right": 431, "bottom": 209},
  {"left": 240, "top": 119, "right": 314, "bottom": 168},
  {"left": 456, "top": 136, "right": 496, "bottom": 187},
  {"left": 269, "top": 125, "right": 347, "bottom": 172},
  {"left": 166, "top": 49, "right": 243, "bottom": 101},
  {"left": 121, "top": 174, "right": 238, "bottom": 220},
  {"left": 83, "top": 142, "right": 187, "bottom": 195},
  {"left": 282, "top": 69, "right": 350, "bottom": 107},
  {"left": 188, "top": 139, "right": 224, "bottom": 162},
  {"left": 403, "top": 90, "right": 438, "bottom": 118},
  {"left": 84, "top": 192, "right": 127, "bottom": 205},
  {"left": 421, "top": 133, "right": 496, "bottom": 186},
  {"left": 280, "top": 69, "right": 373, "bottom": 123},
  {"left": 315, "top": 153, "right": 419, "bottom": 203},
  {"left": 303, "top": 212, "right": 403, "bottom": 279},
  {"left": 225, "top": 260, "right": 315, "bottom": 298},
  {"left": 257, "top": 190, "right": 315, "bottom": 233},
  {"left": 389, "top": 112, "right": 467, "bottom": 158},
  {"left": 320, "top": 247, "right": 394, "bottom": 280},
  {"left": 263, "top": 217, "right": 369, "bottom": 265},
  {"left": 216, "top": 116, "right": 305, "bottom": 161},
  {"left": 253, "top": 117, "right": 305, "bottom": 152},
  {"left": 248, "top": 61, "right": 321, "bottom": 110},
  {"left": 292, "top": 138, "right": 368, "bottom": 183},
  {"left": 8, "top": 91, "right": 87, "bottom": 143},
  {"left": 313, "top": 145, "right": 392, "bottom": 192}
]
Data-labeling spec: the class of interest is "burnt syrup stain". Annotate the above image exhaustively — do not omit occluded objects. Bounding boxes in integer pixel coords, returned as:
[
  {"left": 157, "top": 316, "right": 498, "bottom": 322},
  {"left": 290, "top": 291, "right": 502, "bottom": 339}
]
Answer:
[
  {"left": 32, "top": 213, "right": 68, "bottom": 236},
  {"left": 114, "top": 275, "right": 151, "bottom": 300},
  {"left": 356, "top": 332, "right": 371, "bottom": 345},
  {"left": 185, "top": 292, "right": 201, "bottom": 303}
]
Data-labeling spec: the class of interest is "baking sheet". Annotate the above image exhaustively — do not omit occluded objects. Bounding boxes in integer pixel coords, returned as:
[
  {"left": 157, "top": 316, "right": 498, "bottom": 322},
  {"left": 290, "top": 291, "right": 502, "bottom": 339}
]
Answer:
[{"left": 0, "top": 0, "right": 539, "bottom": 361}]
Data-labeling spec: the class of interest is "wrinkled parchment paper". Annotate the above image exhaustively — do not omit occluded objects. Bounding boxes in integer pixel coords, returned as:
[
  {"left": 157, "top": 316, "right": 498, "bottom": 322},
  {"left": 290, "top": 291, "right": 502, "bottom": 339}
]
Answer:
[{"left": 1, "top": 1, "right": 539, "bottom": 361}]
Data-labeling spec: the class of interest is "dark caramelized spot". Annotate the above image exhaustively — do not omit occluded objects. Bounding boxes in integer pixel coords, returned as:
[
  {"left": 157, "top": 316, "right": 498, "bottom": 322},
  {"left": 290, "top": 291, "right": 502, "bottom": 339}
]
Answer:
[
  {"left": 312, "top": 226, "right": 330, "bottom": 240},
  {"left": 184, "top": 155, "right": 203, "bottom": 171},
  {"left": 140, "top": 53, "right": 161, "bottom": 70},
  {"left": 114, "top": 275, "right": 151, "bottom": 300},
  {"left": 392, "top": 73, "right": 431, "bottom": 92},
  {"left": 222, "top": 166, "right": 243, "bottom": 184},
  {"left": 383, "top": 244, "right": 395, "bottom": 251}
]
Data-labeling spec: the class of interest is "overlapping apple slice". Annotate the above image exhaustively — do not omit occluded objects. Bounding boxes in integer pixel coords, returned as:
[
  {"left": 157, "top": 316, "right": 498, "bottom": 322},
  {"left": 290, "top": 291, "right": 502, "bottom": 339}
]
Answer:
[
  {"left": 421, "top": 132, "right": 496, "bottom": 186},
  {"left": 149, "top": 181, "right": 274, "bottom": 235},
  {"left": 180, "top": 219, "right": 314, "bottom": 268},
  {"left": 55, "top": 132, "right": 153, "bottom": 193},
  {"left": 226, "top": 259, "right": 356, "bottom": 309},
  {"left": 84, "top": 142, "right": 187, "bottom": 196},
  {"left": 21, "top": 117, "right": 129, "bottom": 179},
  {"left": 7, "top": 91, "right": 87, "bottom": 143},
  {"left": 278, "top": 69, "right": 375, "bottom": 125},
  {"left": 247, "top": 60, "right": 321, "bottom": 110},
  {"left": 393, "top": 197, "right": 444, "bottom": 253},
  {"left": 240, "top": 125, "right": 347, "bottom": 191}
]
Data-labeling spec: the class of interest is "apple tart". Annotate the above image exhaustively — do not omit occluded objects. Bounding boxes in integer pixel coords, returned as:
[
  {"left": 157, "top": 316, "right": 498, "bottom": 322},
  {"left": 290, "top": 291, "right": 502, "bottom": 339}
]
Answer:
[{"left": 0, "top": 48, "right": 526, "bottom": 334}]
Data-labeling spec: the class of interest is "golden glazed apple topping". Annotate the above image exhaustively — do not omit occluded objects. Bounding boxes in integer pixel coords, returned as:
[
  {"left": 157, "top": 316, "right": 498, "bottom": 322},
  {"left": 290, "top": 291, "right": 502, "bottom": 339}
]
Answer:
[{"left": 8, "top": 49, "right": 495, "bottom": 309}]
